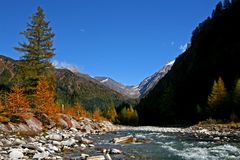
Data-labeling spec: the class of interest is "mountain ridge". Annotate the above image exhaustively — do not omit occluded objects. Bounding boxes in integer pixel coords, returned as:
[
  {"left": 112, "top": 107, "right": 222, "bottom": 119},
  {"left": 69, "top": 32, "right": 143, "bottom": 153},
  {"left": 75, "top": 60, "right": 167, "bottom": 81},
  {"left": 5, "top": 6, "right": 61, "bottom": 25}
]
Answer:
[
  {"left": 0, "top": 55, "right": 129, "bottom": 109},
  {"left": 94, "top": 60, "right": 175, "bottom": 99}
]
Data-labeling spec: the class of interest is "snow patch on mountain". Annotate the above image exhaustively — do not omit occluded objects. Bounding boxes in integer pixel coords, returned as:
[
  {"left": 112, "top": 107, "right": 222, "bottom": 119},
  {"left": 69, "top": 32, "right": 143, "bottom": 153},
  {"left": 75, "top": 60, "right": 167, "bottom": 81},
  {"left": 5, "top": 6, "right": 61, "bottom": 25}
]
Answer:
[{"left": 94, "top": 60, "right": 175, "bottom": 99}]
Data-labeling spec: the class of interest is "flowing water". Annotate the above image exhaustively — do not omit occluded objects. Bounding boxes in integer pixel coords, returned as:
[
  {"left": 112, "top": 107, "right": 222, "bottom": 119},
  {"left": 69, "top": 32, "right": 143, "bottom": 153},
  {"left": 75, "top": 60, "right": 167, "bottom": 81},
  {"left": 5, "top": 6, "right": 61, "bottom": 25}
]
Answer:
[{"left": 67, "top": 126, "right": 240, "bottom": 160}]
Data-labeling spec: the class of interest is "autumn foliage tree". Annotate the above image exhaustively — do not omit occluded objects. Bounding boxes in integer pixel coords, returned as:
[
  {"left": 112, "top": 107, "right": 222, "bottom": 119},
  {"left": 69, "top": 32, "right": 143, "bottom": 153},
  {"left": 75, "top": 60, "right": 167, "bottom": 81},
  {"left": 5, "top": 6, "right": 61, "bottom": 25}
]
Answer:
[
  {"left": 7, "top": 85, "right": 30, "bottom": 114},
  {"left": 35, "top": 78, "right": 59, "bottom": 116},
  {"left": 231, "top": 79, "right": 240, "bottom": 121},
  {"left": 103, "top": 103, "right": 118, "bottom": 123},
  {"left": 74, "top": 103, "right": 90, "bottom": 118},
  {"left": 208, "top": 77, "right": 228, "bottom": 119},
  {"left": 118, "top": 106, "right": 138, "bottom": 125},
  {"left": 92, "top": 108, "right": 103, "bottom": 121}
]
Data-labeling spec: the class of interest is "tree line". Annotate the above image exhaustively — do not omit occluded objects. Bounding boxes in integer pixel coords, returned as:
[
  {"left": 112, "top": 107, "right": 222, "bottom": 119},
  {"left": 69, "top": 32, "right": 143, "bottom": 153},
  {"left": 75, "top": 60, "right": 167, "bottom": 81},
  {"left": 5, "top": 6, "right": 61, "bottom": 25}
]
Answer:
[{"left": 136, "top": 0, "right": 240, "bottom": 125}]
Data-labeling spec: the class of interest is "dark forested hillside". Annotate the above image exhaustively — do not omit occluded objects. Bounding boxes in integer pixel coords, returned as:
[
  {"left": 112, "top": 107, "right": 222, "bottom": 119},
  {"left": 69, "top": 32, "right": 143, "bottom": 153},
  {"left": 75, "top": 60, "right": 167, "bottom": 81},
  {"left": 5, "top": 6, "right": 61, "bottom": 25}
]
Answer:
[
  {"left": 55, "top": 68, "right": 128, "bottom": 109},
  {"left": 0, "top": 55, "right": 128, "bottom": 109},
  {"left": 137, "top": 0, "right": 240, "bottom": 125}
]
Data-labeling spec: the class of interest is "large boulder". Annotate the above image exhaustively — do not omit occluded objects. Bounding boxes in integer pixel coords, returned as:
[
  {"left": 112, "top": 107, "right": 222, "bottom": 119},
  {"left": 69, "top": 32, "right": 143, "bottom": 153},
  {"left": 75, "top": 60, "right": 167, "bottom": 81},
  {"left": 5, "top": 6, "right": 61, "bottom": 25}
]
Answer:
[
  {"left": 112, "top": 135, "right": 136, "bottom": 144},
  {"left": 34, "top": 112, "right": 56, "bottom": 129},
  {"left": 56, "top": 114, "right": 73, "bottom": 129},
  {"left": 23, "top": 113, "right": 43, "bottom": 132},
  {"left": 9, "top": 150, "right": 24, "bottom": 160},
  {"left": 47, "top": 133, "right": 63, "bottom": 141}
]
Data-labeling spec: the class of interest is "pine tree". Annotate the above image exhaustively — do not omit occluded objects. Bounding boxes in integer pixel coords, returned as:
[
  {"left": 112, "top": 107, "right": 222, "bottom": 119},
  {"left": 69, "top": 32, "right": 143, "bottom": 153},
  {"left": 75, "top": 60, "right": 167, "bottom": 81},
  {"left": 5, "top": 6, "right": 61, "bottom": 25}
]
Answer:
[
  {"left": 15, "top": 6, "right": 55, "bottom": 96},
  {"left": 103, "top": 104, "right": 117, "bottom": 122},
  {"left": 212, "top": 2, "right": 223, "bottom": 18},
  {"left": 223, "top": 0, "right": 231, "bottom": 9},
  {"left": 7, "top": 85, "right": 30, "bottom": 114},
  {"left": 233, "top": 79, "right": 240, "bottom": 105}
]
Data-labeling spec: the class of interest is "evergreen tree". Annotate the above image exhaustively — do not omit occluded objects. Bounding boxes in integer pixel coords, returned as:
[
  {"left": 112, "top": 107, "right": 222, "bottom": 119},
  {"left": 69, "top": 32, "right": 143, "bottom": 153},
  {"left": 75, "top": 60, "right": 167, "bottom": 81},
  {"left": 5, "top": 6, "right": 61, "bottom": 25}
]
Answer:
[
  {"left": 212, "top": 2, "right": 223, "bottom": 18},
  {"left": 224, "top": 0, "right": 231, "bottom": 9},
  {"left": 15, "top": 6, "right": 55, "bottom": 96},
  {"left": 232, "top": 79, "right": 240, "bottom": 120},
  {"left": 233, "top": 79, "right": 240, "bottom": 105},
  {"left": 118, "top": 106, "right": 138, "bottom": 125},
  {"left": 103, "top": 103, "right": 117, "bottom": 122}
]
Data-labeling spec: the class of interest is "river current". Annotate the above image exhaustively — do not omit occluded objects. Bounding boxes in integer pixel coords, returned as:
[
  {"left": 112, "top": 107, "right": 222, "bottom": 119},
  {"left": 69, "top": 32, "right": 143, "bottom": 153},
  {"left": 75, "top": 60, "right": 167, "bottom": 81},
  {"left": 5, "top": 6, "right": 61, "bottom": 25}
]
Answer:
[{"left": 67, "top": 126, "right": 240, "bottom": 160}]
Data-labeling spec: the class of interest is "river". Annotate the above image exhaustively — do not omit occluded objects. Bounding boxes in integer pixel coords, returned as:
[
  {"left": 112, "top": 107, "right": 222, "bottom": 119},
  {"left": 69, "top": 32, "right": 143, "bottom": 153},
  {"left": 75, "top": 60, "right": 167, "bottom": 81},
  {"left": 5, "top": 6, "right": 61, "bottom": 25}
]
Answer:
[{"left": 66, "top": 126, "right": 240, "bottom": 160}]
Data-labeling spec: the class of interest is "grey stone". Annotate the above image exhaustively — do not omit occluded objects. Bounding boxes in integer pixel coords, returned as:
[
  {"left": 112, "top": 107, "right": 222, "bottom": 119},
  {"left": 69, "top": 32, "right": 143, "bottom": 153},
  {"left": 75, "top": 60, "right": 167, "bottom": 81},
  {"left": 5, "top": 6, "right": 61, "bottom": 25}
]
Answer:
[
  {"left": 62, "top": 138, "right": 76, "bottom": 146},
  {"left": 9, "top": 150, "right": 24, "bottom": 160},
  {"left": 110, "top": 148, "right": 122, "bottom": 154},
  {"left": 48, "top": 133, "right": 63, "bottom": 141},
  {"left": 33, "top": 152, "right": 49, "bottom": 160}
]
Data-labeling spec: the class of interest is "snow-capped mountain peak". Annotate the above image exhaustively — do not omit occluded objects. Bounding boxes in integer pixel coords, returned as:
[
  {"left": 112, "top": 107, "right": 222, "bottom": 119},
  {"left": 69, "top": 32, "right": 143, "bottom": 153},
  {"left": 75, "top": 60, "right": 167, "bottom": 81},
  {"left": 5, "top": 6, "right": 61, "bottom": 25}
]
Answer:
[
  {"left": 94, "top": 60, "right": 175, "bottom": 99},
  {"left": 100, "top": 78, "right": 109, "bottom": 83}
]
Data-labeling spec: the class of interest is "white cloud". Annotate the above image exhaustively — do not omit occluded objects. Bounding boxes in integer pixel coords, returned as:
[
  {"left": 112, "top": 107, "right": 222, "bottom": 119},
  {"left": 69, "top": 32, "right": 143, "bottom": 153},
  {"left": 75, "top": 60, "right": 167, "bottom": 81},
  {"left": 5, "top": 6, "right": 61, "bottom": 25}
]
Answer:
[
  {"left": 80, "top": 29, "right": 85, "bottom": 32},
  {"left": 179, "top": 43, "right": 188, "bottom": 52},
  {"left": 52, "top": 60, "right": 80, "bottom": 73}
]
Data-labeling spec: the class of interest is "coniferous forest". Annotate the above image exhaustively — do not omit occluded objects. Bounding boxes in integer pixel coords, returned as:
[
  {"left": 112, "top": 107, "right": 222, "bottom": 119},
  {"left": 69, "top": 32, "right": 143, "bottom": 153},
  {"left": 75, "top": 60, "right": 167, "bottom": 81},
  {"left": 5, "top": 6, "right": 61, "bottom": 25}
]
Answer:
[{"left": 137, "top": 0, "right": 240, "bottom": 126}]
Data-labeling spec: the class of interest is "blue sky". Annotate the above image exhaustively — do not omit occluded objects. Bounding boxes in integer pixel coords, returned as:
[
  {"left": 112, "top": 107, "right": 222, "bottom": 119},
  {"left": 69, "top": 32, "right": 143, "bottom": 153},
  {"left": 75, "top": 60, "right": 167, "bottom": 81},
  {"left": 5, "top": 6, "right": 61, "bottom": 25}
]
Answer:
[{"left": 0, "top": 0, "right": 220, "bottom": 85}]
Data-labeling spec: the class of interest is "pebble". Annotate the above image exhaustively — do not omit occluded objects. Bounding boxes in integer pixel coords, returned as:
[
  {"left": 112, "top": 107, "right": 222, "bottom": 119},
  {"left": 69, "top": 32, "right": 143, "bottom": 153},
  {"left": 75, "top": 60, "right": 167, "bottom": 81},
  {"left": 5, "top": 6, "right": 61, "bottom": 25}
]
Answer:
[
  {"left": 105, "top": 154, "right": 112, "bottom": 160},
  {"left": 32, "top": 151, "right": 49, "bottom": 159},
  {"left": 87, "top": 155, "right": 105, "bottom": 160},
  {"left": 110, "top": 148, "right": 122, "bottom": 154}
]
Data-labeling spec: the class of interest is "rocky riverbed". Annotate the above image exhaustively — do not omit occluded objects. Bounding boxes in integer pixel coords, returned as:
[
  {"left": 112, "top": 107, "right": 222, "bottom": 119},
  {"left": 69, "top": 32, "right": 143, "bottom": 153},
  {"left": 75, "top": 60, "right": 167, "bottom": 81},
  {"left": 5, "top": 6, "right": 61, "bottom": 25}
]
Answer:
[
  {"left": 0, "top": 113, "right": 121, "bottom": 160},
  {"left": 1, "top": 113, "right": 240, "bottom": 160}
]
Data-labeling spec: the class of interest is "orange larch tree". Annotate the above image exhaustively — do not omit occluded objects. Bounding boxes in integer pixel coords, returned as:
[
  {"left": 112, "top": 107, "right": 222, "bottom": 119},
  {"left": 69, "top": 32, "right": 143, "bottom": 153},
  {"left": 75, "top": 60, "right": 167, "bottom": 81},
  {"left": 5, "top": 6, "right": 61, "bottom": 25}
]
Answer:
[
  {"left": 7, "top": 85, "right": 30, "bottom": 114},
  {"left": 35, "top": 78, "right": 59, "bottom": 116}
]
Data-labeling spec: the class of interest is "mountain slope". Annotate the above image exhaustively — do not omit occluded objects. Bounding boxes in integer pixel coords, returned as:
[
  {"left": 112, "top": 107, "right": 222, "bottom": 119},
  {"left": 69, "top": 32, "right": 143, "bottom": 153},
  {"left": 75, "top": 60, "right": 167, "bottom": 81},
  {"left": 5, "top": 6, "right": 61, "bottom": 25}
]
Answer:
[
  {"left": 94, "top": 60, "right": 174, "bottom": 99},
  {"left": 137, "top": 1, "right": 240, "bottom": 125},
  {"left": 94, "top": 76, "right": 140, "bottom": 98},
  {"left": 138, "top": 60, "right": 174, "bottom": 97},
  {"left": 0, "top": 55, "right": 127, "bottom": 109},
  {"left": 56, "top": 69, "right": 127, "bottom": 109}
]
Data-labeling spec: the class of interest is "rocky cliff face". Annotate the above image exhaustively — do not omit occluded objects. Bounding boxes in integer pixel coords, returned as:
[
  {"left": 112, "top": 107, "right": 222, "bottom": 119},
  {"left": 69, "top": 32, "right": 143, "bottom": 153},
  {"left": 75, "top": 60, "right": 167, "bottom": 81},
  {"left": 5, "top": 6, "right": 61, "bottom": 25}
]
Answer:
[
  {"left": 95, "top": 77, "right": 140, "bottom": 99},
  {"left": 94, "top": 60, "right": 175, "bottom": 99},
  {"left": 138, "top": 60, "right": 175, "bottom": 97}
]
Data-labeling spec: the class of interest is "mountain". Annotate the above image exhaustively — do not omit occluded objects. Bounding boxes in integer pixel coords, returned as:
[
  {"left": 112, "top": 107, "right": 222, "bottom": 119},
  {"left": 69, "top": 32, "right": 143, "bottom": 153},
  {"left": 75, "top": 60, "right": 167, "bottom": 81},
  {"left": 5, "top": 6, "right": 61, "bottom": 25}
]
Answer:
[
  {"left": 0, "top": 55, "right": 128, "bottom": 109},
  {"left": 94, "top": 77, "right": 140, "bottom": 98},
  {"left": 138, "top": 60, "right": 175, "bottom": 97},
  {"left": 94, "top": 60, "right": 174, "bottom": 99},
  {"left": 55, "top": 69, "right": 128, "bottom": 109},
  {"left": 0, "top": 55, "right": 18, "bottom": 90},
  {"left": 137, "top": 1, "right": 240, "bottom": 125}
]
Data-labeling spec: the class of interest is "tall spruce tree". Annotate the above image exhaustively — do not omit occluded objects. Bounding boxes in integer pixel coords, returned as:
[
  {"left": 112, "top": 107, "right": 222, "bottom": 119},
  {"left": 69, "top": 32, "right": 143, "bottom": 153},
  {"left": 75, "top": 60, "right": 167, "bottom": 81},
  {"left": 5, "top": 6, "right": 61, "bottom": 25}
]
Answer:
[
  {"left": 233, "top": 79, "right": 240, "bottom": 106},
  {"left": 15, "top": 6, "right": 55, "bottom": 97}
]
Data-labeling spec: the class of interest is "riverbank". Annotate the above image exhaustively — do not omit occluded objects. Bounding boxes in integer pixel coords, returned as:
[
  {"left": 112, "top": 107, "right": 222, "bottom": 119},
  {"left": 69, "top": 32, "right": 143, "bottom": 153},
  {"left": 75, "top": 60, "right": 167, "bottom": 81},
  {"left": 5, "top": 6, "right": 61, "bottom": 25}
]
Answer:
[
  {"left": 0, "top": 112, "right": 121, "bottom": 160},
  {"left": 1, "top": 114, "right": 240, "bottom": 160}
]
